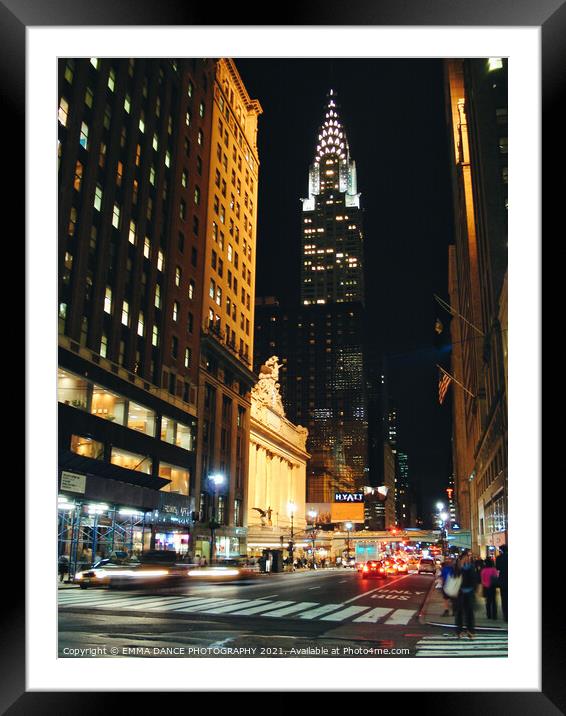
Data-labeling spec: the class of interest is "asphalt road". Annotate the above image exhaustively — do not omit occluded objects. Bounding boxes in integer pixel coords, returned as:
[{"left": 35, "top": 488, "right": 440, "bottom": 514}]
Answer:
[{"left": 58, "top": 570, "right": 508, "bottom": 658}]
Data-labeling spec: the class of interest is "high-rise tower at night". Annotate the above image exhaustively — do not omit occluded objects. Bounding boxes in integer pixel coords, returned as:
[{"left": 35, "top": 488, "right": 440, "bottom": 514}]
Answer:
[
  {"left": 300, "top": 90, "right": 364, "bottom": 306},
  {"left": 256, "top": 91, "right": 369, "bottom": 507}
]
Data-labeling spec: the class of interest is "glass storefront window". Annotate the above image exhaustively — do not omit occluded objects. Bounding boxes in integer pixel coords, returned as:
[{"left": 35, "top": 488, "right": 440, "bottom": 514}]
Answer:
[
  {"left": 158, "top": 462, "right": 190, "bottom": 495},
  {"left": 70, "top": 435, "right": 104, "bottom": 460},
  {"left": 127, "top": 401, "right": 156, "bottom": 436},
  {"left": 161, "top": 417, "right": 194, "bottom": 451},
  {"left": 58, "top": 369, "right": 90, "bottom": 411},
  {"left": 91, "top": 385, "right": 126, "bottom": 424},
  {"left": 110, "top": 447, "right": 152, "bottom": 474}
]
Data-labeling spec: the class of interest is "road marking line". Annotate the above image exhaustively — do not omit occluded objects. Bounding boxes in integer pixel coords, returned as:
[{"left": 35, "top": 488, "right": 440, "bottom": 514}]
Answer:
[
  {"left": 298, "top": 604, "right": 344, "bottom": 620},
  {"left": 262, "top": 602, "right": 319, "bottom": 617},
  {"left": 170, "top": 598, "right": 232, "bottom": 613},
  {"left": 195, "top": 599, "right": 254, "bottom": 614},
  {"left": 307, "top": 587, "right": 321, "bottom": 590},
  {"left": 342, "top": 574, "right": 410, "bottom": 604},
  {"left": 384, "top": 609, "right": 416, "bottom": 625},
  {"left": 227, "top": 600, "right": 294, "bottom": 616},
  {"left": 320, "top": 605, "right": 368, "bottom": 621},
  {"left": 353, "top": 608, "right": 393, "bottom": 623}
]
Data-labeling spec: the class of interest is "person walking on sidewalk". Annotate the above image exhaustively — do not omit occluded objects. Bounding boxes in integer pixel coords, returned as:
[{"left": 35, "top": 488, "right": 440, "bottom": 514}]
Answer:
[
  {"left": 496, "top": 544, "right": 508, "bottom": 622},
  {"left": 480, "top": 557, "right": 499, "bottom": 619},
  {"left": 454, "top": 550, "right": 478, "bottom": 639}
]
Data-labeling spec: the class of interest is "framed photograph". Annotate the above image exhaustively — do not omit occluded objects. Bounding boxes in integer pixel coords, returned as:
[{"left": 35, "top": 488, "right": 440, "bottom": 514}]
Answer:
[{"left": 12, "top": 0, "right": 555, "bottom": 707}]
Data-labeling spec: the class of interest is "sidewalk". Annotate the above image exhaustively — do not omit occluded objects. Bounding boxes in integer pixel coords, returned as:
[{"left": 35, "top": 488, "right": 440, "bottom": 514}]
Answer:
[{"left": 421, "top": 582, "right": 507, "bottom": 631}]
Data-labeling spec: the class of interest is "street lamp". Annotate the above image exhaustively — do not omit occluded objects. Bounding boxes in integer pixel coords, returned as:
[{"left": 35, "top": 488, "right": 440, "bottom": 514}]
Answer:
[
  {"left": 209, "top": 473, "right": 225, "bottom": 564},
  {"left": 288, "top": 502, "right": 296, "bottom": 570},
  {"left": 345, "top": 522, "right": 353, "bottom": 564}
]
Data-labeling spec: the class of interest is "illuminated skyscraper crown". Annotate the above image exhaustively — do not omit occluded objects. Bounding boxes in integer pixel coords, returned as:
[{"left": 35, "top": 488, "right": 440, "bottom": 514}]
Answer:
[{"left": 314, "top": 89, "right": 348, "bottom": 163}]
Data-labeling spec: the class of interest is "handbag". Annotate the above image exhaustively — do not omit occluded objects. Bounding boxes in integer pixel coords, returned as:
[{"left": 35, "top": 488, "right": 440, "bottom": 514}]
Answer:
[{"left": 444, "top": 573, "right": 462, "bottom": 598}]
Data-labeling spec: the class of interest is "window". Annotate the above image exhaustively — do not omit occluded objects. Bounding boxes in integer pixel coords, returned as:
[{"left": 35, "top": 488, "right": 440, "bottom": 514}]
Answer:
[
  {"left": 158, "top": 462, "right": 189, "bottom": 495},
  {"left": 108, "top": 68, "right": 116, "bottom": 91},
  {"left": 91, "top": 384, "right": 127, "bottom": 425},
  {"left": 165, "top": 150, "right": 171, "bottom": 168},
  {"left": 154, "top": 284, "right": 161, "bottom": 308},
  {"left": 85, "top": 87, "right": 94, "bottom": 108},
  {"left": 199, "top": 102, "right": 205, "bottom": 118},
  {"left": 104, "top": 287, "right": 112, "bottom": 314},
  {"left": 188, "top": 280, "right": 195, "bottom": 300},
  {"left": 194, "top": 186, "right": 200, "bottom": 205},
  {"left": 181, "top": 169, "right": 188, "bottom": 188},
  {"left": 152, "top": 325, "right": 159, "bottom": 347},
  {"left": 111, "top": 447, "right": 152, "bottom": 474},
  {"left": 180, "top": 199, "right": 186, "bottom": 220},
  {"left": 110, "top": 203, "right": 120, "bottom": 229},
  {"left": 124, "top": 94, "right": 131, "bottom": 113},
  {"left": 70, "top": 435, "right": 104, "bottom": 460},
  {"left": 58, "top": 97, "right": 69, "bottom": 126},
  {"left": 64, "top": 60, "right": 74, "bottom": 84},
  {"left": 58, "top": 369, "right": 89, "bottom": 410},
  {"left": 79, "top": 122, "right": 89, "bottom": 149},
  {"left": 184, "top": 347, "right": 191, "bottom": 368},
  {"left": 73, "top": 161, "right": 83, "bottom": 192},
  {"left": 175, "top": 267, "right": 181, "bottom": 287},
  {"left": 171, "top": 336, "right": 178, "bottom": 358},
  {"left": 128, "top": 220, "right": 136, "bottom": 245},
  {"left": 139, "top": 111, "right": 145, "bottom": 133},
  {"left": 157, "top": 250, "right": 165, "bottom": 272},
  {"left": 198, "top": 129, "right": 203, "bottom": 145},
  {"left": 121, "top": 300, "right": 129, "bottom": 326},
  {"left": 153, "top": 134, "right": 159, "bottom": 151},
  {"left": 144, "top": 237, "right": 151, "bottom": 259},
  {"left": 127, "top": 401, "right": 156, "bottom": 436},
  {"left": 137, "top": 311, "right": 144, "bottom": 337}
]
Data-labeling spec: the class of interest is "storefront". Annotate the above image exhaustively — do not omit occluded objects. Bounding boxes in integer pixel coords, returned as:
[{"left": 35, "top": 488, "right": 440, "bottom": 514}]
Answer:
[{"left": 149, "top": 492, "right": 195, "bottom": 557}]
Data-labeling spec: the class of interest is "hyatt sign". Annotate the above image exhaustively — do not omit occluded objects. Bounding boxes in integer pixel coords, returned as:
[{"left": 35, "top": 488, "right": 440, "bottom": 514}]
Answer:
[{"left": 334, "top": 492, "right": 364, "bottom": 503}]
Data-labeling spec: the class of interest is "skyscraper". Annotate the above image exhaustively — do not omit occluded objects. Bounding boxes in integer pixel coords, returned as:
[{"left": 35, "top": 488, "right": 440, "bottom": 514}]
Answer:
[
  {"left": 300, "top": 90, "right": 364, "bottom": 306},
  {"left": 255, "top": 90, "right": 370, "bottom": 507}
]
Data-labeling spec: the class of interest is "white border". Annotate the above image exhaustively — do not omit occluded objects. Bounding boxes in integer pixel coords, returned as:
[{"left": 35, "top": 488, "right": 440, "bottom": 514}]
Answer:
[{"left": 27, "top": 26, "right": 540, "bottom": 691}]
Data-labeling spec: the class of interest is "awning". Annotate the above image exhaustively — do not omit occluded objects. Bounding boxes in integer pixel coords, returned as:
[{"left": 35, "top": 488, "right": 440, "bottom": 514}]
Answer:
[{"left": 59, "top": 451, "right": 171, "bottom": 491}]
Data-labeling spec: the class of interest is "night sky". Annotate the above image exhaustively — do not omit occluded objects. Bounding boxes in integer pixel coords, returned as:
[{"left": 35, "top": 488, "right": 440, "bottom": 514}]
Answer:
[{"left": 237, "top": 59, "right": 454, "bottom": 525}]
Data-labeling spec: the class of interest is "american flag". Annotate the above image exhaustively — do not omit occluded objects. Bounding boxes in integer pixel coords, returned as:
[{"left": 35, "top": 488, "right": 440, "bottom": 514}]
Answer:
[{"left": 438, "top": 368, "right": 452, "bottom": 405}]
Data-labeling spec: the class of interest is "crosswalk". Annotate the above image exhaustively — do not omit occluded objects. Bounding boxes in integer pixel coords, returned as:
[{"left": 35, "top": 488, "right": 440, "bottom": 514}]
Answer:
[
  {"left": 415, "top": 632, "right": 508, "bottom": 657},
  {"left": 58, "top": 590, "right": 417, "bottom": 625}
]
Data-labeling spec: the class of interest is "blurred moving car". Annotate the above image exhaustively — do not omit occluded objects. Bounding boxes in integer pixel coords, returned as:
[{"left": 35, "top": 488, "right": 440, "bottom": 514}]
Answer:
[
  {"left": 417, "top": 557, "right": 437, "bottom": 575},
  {"left": 186, "top": 564, "right": 258, "bottom": 582},
  {"left": 355, "top": 561, "right": 365, "bottom": 572},
  {"left": 342, "top": 556, "right": 356, "bottom": 568},
  {"left": 382, "top": 558, "right": 398, "bottom": 576},
  {"left": 360, "top": 560, "right": 388, "bottom": 580},
  {"left": 74, "top": 550, "right": 186, "bottom": 589},
  {"left": 395, "top": 559, "right": 408, "bottom": 574}
]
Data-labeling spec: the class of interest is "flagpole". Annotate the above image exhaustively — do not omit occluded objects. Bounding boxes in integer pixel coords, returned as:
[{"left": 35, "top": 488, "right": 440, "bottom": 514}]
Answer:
[
  {"left": 436, "top": 363, "right": 476, "bottom": 399},
  {"left": 434, "top": 294, "right": 485, "bottom": 336}
]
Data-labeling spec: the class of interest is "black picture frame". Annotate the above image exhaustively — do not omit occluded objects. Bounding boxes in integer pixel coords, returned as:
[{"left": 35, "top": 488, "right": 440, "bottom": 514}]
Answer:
[{"left": 12, "top": 0, "right": 556, "bottom": 709}]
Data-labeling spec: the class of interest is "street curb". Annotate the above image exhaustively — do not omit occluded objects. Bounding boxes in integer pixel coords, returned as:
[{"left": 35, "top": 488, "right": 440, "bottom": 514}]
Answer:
[{"left": 418, "top": 575, "right": 438, "bottom": 625}]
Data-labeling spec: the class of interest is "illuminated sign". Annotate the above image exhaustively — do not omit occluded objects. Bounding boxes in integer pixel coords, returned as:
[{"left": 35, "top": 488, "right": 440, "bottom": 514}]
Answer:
[{"left": 334, "top": 492, "right": 364, "bottom": 503}]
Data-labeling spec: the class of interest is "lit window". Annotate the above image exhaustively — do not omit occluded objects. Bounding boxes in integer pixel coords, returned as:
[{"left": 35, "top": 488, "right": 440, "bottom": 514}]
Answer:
[
  {"left": 124, "top": 94, "right": 131, "bottom": 113},
  {"left": 154, "top": 284, "right": 161, "bottom": 308},
  {"left": 157, "top": 250, "right": 164, "bottom": 272},
  {"left": 199, "top": 102, "right": 205, "bottom": 118},
  {"left": 94, "top": 184, "right": 103, "bottom": 211},
  {"left": 121, "top": 301, "right": 129, "bottom": 326},
  {"left": 73, "top": 161, "right": 83, "bottom": 192},
  {"left": 152, "top": 325, "right": 159, "bottom": 347},
  {"left": 153, "top": 134, "right": 159, "bottom": 151},
  {"left": 58, "top": 97, "right": 69, "bottom": 126},
  {"left": 188, "top": 280, "right": 195, "bottom": 300},
  {"left": 64, "top": 60, "right": 74, "bottom": 84},
  {"left": 175, "top": 266, "right": 181, "bottom": 287},
  {"left": 90, "top": 57, "right": 99, "bottom": 69},
  {"left": 137, "top": 311, "right": 144, "bottom": 337},
  {"left": 108, "top": 68, "right": 116, "bottom": 91},
  {"left": 144, "top": 237, "right": 151, "bottom": 259},
  {"left": 128, "top": 220, "right": 136, "bottom": 245},
  {"left": 149, "top": 166, "right": 156, "bottom": 185},
  {"left": 173, "top": 301, "right": 179, "bottom": 322},
  {"left": 85, "top": 87, "right": 94, "bottom": 108},
  {"left": 100, "top": 334, "right": 107, "bottom": 357},
  {"left": 112, "top": 203, "right": 121, "bottom": 228},
  {"left": 165, "top": 150, "right": 171, "bottom": 168},
  {"left": 79, "top": 122, "right": 89, "bottom": 149},
  {"left": 487, "top": 57, "right": 503, "bottom": 71},
  {"left": 104, "top": 287, "right": 112, "bottom": 314},
  {"left": 139, "top": 112, "right": 145, "bottom": 133}
]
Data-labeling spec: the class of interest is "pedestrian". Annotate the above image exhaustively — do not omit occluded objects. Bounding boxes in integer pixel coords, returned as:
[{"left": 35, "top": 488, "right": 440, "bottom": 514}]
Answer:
[
  {"left": 453, "top": 550, "right": 478, "bottom": 639},
  {"left": 58, "top": 554, "right": 69, "bottom": 583},
  {"left": 480, "top": 557, "right": 499, "bottom": 619},
  {"left": 439, "top": 557, "right": 455, "bottom": 616},
  {"left": 496, "top": 544, "right": 508, "bottom": 622}
]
